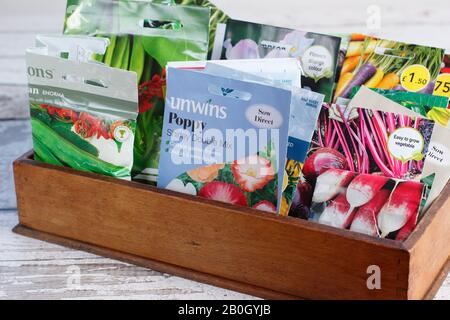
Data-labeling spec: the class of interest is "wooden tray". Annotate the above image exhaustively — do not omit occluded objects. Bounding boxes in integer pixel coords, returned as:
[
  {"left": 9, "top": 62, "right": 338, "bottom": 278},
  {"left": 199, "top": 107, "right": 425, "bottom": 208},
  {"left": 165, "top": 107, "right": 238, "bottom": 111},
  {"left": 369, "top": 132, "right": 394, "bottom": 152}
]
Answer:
[{"left": 13, "top": 150, "right": 450, "bottom": 300}]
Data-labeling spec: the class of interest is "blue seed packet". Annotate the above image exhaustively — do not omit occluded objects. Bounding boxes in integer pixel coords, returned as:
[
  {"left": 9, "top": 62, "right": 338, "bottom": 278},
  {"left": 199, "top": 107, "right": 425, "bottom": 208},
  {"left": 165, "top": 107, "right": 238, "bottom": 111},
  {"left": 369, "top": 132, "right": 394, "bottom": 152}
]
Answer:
[{"left": 158, "top": 67, "right": 292, "bottom": 213}]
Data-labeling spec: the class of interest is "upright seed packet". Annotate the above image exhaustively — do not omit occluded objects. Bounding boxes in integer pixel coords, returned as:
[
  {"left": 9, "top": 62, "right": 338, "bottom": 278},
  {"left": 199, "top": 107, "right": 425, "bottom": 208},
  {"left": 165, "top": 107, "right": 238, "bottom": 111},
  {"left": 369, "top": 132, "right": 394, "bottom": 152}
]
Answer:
[
  {"left": 158, "top": 67, "right": 293, "bottom": 213},
  {"left": 212, "top": 19, "right": 341, "bottom": 102},
  {"left": 167, "top": 59, "right": 324, "bottom": 215},
  {"left": 26, "top": 35, "right": 138, "bottom": 180},
  {"left": 64, "top": 0, "right": 211, "bottom": 184},
  {"left": 334, "top": 34, "right": 445, "bottom": 102},
  {"left": 309, "top": 169, "right": 425, "bottom": 241},
  {"left": 349, "top": 86, "right": 450, "bottom": 212},
  {"left": 289, "top": 101, "right": 436, "bottom": 219},
  {"left": 434, "top": 54, "right": 450, "bottom": 108},
  {"left": 350, "top": 86, "right": 450, "bottom": 127}
]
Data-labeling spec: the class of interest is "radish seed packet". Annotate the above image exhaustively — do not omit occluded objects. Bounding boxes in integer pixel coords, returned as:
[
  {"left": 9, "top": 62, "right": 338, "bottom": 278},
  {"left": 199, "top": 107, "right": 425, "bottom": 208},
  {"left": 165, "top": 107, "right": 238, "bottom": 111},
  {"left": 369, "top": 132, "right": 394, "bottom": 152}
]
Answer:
[{"left": 350, "top": 86, "right": 450, "bottom": 212}]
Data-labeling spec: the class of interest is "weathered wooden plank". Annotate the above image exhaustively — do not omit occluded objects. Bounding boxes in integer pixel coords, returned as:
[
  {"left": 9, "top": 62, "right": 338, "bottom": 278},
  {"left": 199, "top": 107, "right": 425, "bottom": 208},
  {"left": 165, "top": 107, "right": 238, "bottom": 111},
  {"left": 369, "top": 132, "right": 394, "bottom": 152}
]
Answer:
[
  {"left": 0, "top": 58, "right": 26, "bottom": 86},
  {"left": 0, "top": 211, "right": 254, "bottom": 300},
  {"left": 0, "top": 85, "right": 29, "bottom": 119},
  {"left": 0, "top": 120, "right": 32, "bottom": 210}
]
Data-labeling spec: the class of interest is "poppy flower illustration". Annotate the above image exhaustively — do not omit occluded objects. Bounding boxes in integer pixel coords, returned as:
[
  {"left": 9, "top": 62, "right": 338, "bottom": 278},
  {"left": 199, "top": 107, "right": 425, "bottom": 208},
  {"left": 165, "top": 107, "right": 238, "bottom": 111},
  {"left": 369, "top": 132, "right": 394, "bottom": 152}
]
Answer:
[
  {"left": 187, "top": 163, "right": 225, "bottom": 183},
  {"left": 199, "top": 181, "right": 248, "bottom": 207},
  {"left": 231, "top": 155, "right": 275, "bottom": 192},
  {"left": 252, "top": 200, "right": 277, "bottom": 213}
]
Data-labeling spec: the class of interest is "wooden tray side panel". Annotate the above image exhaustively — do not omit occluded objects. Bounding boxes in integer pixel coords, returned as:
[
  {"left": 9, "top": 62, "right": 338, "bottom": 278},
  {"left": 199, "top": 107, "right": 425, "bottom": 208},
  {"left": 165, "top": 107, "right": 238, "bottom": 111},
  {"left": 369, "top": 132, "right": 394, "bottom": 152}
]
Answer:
[
  {"left": 14, "top": 159, "right": 410, "bottom": 300},
  {"left": 404, "top": 184, "right": 450, "bottom": 300}
]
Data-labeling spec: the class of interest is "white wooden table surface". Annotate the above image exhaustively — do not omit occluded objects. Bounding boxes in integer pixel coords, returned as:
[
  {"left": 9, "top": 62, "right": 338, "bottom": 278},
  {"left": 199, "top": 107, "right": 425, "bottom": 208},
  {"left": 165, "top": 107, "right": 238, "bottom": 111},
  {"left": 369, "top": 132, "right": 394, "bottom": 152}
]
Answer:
[{"left": 0, "top": 0, "right": 448, "bottom": 300}]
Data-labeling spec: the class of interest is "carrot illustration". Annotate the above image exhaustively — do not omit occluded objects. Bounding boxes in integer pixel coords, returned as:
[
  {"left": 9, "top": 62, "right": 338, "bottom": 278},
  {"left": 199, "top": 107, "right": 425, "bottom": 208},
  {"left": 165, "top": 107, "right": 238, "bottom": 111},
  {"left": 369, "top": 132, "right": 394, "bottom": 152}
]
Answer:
[
  {"left": 376, "top": 72, "right": 400, "bottom": 90},
  {"left": 351, "top": 34, "right": 367, "bottom": 41},
  {"left": 334, "top": 72, "right": 354, "bottom": 101},
  {"left": 365, "top": 68, "right": 385, "bottom": 88},
  {"left": 346, "top": 40, "right": 378, "bottom": 57},
  {"left": 341, "top": 54, "right": 368, "bottom": 74}
]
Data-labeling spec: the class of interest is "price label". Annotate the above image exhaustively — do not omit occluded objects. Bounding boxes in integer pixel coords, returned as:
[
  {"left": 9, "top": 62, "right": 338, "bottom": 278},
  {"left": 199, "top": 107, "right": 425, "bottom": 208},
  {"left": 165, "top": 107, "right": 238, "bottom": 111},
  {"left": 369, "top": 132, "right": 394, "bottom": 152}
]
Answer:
[
  {"left": 433, "top": 73, "right": 450, "bottom": 98},
  {"left": 401, "top": 64, "right": 431, "bottom": 92}
]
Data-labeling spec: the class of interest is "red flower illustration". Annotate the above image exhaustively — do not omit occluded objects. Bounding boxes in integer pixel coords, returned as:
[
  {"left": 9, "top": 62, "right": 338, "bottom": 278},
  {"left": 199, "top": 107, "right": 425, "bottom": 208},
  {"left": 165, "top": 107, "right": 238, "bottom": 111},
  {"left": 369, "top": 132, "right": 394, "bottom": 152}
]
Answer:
[
  {"left": 138, "top": 71, "right": 166, "bottom": 113},
  {"left": 199, "top": 181, "right": 248, "bottom": 207}
]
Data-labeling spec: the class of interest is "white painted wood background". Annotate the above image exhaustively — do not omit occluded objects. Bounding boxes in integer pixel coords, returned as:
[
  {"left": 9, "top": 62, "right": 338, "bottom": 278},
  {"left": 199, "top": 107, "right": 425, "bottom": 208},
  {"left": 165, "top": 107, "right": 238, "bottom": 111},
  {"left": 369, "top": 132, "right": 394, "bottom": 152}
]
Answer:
[{"left": 0, "top": 0, "right": 448, "bottom": 299}]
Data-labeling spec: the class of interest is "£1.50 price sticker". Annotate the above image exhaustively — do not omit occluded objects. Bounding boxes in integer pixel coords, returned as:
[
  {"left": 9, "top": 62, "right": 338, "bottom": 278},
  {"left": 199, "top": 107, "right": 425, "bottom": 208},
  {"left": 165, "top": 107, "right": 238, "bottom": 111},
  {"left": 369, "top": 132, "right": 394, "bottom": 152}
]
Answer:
[
  {"left": 433, "top": 73, "right": 450, "bottom": 99},
  {"left": 401, "top": 64, "right": 431, "bottom": 92}
]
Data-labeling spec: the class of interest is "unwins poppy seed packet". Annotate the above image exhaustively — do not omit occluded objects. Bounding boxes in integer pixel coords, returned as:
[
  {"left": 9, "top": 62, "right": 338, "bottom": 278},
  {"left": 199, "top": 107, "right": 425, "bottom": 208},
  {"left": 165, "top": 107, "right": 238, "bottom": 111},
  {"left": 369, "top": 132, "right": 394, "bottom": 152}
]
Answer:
[
  {"left": 165, "top": 59, "right": 324, "bottom": 215},
  {"left": 157, "top": 67, "right": 293, "bottom": 213}
]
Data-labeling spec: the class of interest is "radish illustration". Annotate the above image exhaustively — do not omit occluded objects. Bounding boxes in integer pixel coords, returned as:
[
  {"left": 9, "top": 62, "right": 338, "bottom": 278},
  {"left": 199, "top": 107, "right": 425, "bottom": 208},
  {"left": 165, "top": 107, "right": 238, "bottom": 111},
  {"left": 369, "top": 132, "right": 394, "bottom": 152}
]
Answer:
[
  {"left": 377, "top": 181, "right": 424, "bottom": 238},
  {"left": 395, "top": 208, "right": 419, "bottom": 241},
  {"left": 312, "top": 169, "right": 355, "bottom": 203},
  {"left": 350, "top": 188, "right": 391, "bottom": 236},
  {"left": 318, "top": 193, "right": 356, "bottom": 228},
  {"left": 346, "top": 174, "right": 389, "bottom": 216}
]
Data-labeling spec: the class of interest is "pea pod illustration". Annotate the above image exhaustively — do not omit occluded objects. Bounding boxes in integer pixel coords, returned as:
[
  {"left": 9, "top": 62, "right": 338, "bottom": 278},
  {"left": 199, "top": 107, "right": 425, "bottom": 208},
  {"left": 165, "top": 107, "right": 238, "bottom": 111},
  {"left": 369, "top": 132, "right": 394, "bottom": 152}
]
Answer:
[
  {"left": 32, "top": 135, "right": 64, "bottom": 166},
  {"left": 31, "top": 117, "right": 129, "bottom": 178}
]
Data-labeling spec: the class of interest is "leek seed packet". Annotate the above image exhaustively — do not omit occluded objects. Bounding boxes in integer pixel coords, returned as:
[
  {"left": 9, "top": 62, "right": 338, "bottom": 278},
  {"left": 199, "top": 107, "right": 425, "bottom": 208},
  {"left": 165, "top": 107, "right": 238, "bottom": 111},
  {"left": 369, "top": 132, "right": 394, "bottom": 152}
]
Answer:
[
  {"left": 26, "top": 35, "right": 138, "bottom": 180},
  {"left": 64, "top": 0, "right": 211, "bottom": 184},
  {"left": 158, "top": 67, "right": 292, "bottom": 213},
  {"left": 212, "top": 19, "right": 341, "bottom": 102}
]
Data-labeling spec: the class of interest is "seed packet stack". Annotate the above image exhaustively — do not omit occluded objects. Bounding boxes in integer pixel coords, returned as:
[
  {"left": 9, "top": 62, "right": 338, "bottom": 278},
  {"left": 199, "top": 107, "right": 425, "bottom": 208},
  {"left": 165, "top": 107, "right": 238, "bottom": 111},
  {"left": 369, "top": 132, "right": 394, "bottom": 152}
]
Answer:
[{"left": 157, "top": 60, "right": 323, "bottom": 214}]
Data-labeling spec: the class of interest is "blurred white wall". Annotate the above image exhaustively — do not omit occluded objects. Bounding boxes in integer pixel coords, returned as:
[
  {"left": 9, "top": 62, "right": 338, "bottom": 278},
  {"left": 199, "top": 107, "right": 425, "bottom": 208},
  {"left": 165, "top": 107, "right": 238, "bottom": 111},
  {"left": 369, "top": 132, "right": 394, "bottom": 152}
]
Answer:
[{"left": 1, "top": 0, "right": 449, "bottom": 49}]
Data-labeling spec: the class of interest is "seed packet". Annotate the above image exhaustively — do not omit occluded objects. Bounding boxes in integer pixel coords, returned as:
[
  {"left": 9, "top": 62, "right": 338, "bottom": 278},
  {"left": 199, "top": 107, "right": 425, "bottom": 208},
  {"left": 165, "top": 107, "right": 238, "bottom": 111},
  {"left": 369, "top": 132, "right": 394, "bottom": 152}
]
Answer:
[
  {"left": 349, "top": 86, "right": 450, "bottom": 211},
  {"left": 309, "top": 169, "right": 425, "bottom": 241},
  {"left": 158, "top": 67, "right": 295, "bottom": 213},
  {"left": 178, "top": 61, "right": 324, "bottom": 216},
  {"left": 64, "top": 0, "right": 211, "bottom": 184},
  {"left": 211, "top": 19, "right": 341, "bottom": 102},
  {"left": 434, "top": 54, "right": 450, "bottom": 108},
  {"left": 334, "top": 34, "right": 445, "bottom": 102},
  {"left": 26, "top": 35, "right": 138, "bottom": 179},
  {"left": 289, "top": 101, "right": 435, "bottom": 218},
  {"left": 350, "top": 86, "right": 450, "bottom": 127}
]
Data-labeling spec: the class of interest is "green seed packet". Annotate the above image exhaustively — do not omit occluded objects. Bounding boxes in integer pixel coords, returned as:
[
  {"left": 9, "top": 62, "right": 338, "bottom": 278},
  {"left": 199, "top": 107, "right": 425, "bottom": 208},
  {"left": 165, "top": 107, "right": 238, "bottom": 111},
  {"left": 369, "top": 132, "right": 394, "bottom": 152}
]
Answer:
[
  {"left": 64, "top": 0, "right": 215, "bottom": 184},
  {"left": 26, "top": 35, "right": 139, "bottom": 180}
]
